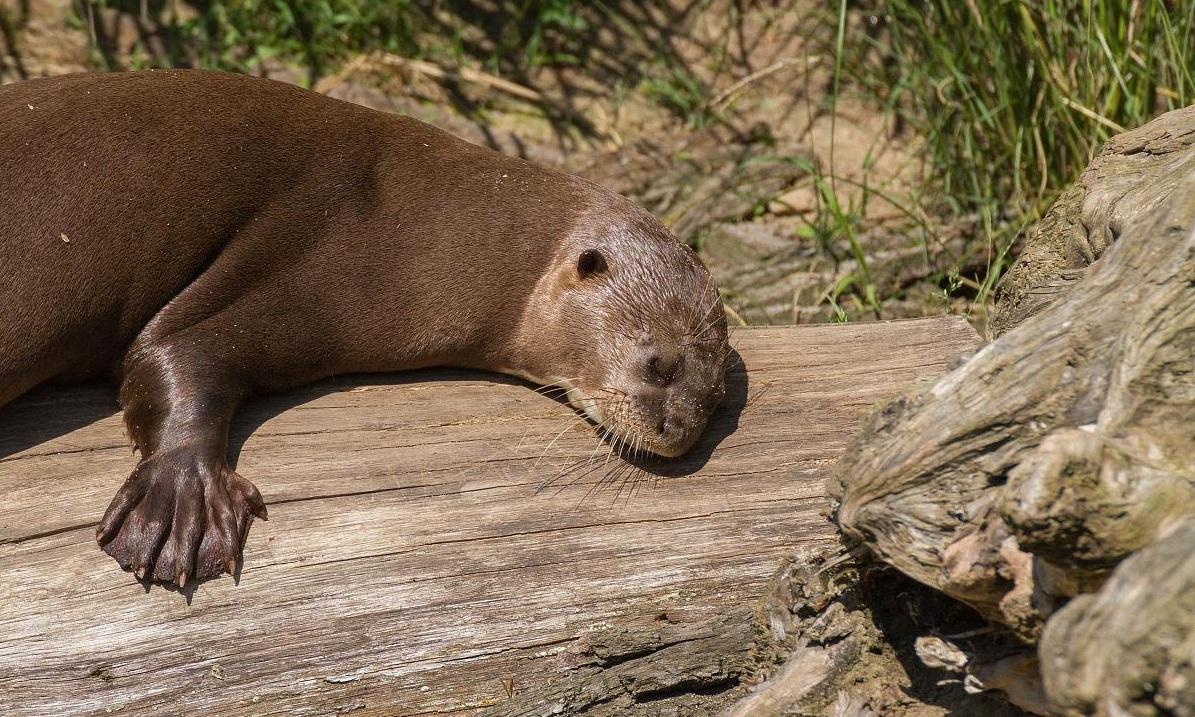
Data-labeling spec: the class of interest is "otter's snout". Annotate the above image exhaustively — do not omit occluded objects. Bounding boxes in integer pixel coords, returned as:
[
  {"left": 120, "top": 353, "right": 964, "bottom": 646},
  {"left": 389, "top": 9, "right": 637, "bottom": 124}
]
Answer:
[
  {"left": 655, "top": 412, "right": 699, "bottom": 456},
  {"left": 627, "top": 341, "right": 720, "bottom": 458},
  {"left": 641, "top": 402, "right": 705, "bottom": 458}
]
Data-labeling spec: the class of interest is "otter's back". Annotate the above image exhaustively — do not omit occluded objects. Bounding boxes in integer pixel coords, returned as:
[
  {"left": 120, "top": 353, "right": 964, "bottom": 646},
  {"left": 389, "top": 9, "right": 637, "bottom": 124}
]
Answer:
[{"left": 0, "top": 71, "right": 386, "bottom": 391}]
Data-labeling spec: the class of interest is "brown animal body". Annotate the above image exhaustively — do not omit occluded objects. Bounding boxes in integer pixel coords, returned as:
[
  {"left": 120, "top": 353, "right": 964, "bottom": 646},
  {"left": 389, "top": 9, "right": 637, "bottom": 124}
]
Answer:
[{"left": 0, "top": 70, "right": 729, "bottom": 587}]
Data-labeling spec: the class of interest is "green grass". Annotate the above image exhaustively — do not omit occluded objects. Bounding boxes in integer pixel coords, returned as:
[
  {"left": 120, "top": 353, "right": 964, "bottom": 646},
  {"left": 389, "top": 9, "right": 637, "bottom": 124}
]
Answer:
[
  {"left": 79, "top": 1, "right": 721, "bottom": 128},
  {"left": 185, "top": 0, "right": 421, "bottom": 80},
  {"left": 78, "top": 1, "right": 593, "bottom": 84},
  {"left": 848, "top": 0, "right": 1195, "bottom": 306},
  {"left": 638, "top": 67, "right": 715, "bottom": 127}
]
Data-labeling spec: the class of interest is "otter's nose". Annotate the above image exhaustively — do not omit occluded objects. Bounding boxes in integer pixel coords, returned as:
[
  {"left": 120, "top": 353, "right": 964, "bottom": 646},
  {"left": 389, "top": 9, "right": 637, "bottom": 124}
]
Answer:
[{"left": 645, "top": 350, "right": 682, "bottom": 384}]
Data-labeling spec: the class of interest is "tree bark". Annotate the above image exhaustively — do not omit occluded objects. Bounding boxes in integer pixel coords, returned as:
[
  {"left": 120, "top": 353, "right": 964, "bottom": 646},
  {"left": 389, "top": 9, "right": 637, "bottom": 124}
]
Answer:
[{"left": 829, "top": 105, "right": 1195, "bottom": 715}]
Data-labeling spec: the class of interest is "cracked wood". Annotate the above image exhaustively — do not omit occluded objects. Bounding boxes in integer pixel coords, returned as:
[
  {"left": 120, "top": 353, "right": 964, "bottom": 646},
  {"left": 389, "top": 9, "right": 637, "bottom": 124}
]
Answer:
[{"left": 0, "top": 319, "right": 980, "bottom": 716}]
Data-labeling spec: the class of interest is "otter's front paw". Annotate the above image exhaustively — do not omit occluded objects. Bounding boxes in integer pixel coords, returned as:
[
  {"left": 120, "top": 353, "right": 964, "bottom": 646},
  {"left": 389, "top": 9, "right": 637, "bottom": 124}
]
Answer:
[{"left": 96, "top": 451, "right": 268, "bottom": 586}]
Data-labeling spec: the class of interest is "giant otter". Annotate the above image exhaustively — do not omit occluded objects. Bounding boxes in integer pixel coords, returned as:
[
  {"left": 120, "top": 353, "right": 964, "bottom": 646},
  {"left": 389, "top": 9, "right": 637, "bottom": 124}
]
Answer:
[{"left": 0, "top": 70, "right": 729, "bottom": 586}]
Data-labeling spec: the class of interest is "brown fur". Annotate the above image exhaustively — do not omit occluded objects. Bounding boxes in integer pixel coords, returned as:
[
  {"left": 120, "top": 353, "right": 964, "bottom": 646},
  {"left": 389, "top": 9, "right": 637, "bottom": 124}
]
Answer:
[{"left": 0, "top": 70, "right": 728, "bottom": 587}]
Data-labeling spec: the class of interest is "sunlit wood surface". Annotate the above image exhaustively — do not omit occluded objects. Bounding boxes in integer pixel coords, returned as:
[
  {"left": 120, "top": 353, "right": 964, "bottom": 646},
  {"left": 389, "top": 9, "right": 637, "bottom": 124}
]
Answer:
[{"left": 0, "top": 318, "right": 980, "bottom": 716}]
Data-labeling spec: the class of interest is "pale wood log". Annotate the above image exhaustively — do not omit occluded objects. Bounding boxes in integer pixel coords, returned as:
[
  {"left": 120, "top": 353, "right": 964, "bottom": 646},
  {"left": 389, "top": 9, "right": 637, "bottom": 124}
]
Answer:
[{"left": 0, "top": 319, "right": 979, "bottom": 717}]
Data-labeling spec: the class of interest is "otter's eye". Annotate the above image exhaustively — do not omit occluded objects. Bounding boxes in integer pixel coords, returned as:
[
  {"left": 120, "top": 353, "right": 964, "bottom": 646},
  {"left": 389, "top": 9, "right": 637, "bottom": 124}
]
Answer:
[{"left": 577, "top": 249, "right": 607, "bottom": 278}]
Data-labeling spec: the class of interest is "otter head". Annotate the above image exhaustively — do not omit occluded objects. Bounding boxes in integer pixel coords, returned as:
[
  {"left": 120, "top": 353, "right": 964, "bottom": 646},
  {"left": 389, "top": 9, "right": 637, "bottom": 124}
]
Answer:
[{"left": 514, "top": 200, "right": 730, "bottom": 458}]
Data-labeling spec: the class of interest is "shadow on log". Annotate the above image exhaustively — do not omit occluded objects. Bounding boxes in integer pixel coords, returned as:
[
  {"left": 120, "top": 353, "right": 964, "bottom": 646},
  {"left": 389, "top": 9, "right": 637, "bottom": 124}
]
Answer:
[{"left": 826, "top": 105, "right": 1195, "bottom": 715}]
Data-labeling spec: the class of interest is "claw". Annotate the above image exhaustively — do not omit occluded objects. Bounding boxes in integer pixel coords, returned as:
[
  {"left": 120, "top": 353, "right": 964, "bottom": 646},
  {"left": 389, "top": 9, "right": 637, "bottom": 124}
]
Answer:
[{"left": 101, "top": 454, "right": 264, "bottom": 586}]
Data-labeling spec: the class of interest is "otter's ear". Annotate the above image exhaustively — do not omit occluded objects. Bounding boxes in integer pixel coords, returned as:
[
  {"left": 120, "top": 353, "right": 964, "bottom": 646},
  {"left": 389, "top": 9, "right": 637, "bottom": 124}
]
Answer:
[{"left": 577, "top": 249, "right": 608, "bottom": 278}]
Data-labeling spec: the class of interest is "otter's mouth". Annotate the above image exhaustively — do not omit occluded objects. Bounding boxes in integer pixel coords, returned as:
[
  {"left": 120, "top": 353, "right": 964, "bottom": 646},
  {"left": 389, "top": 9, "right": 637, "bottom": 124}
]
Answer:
[{"left": 561, "top": 384, "right": 710, "bottom": 459}]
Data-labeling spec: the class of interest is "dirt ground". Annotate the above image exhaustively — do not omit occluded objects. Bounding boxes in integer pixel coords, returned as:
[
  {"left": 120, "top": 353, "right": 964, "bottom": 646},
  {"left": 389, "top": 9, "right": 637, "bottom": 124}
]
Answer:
[{"left": 1, "top": 0, "right": 984, "bottom": 329}]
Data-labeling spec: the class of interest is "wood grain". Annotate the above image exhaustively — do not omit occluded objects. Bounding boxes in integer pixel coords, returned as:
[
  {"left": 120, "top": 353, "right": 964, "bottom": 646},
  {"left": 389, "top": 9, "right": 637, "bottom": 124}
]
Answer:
[{"left": 0, "top": 319, "right": 979, "bottom": 717}]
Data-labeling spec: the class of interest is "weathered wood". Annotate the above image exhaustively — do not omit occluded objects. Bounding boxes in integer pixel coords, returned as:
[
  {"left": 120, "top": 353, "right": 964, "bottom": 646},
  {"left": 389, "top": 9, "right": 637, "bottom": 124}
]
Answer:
[
  {"left": 832, "top": 105, "right": 1195, "bottom": 716},
  {"left": 991, "top": 104, "right": 1195, "bottom": 337},
  {"left": 0, "top": 319, "right": 980, "bottom": 717}
]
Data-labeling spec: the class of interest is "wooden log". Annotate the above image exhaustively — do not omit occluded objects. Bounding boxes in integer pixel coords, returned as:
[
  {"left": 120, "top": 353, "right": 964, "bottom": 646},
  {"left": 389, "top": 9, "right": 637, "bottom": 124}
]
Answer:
[
  {"left": 0, "top": 319, "right": 980, "bottom": 717},
  {"left": 833, "top": 105, "right": 1195, "bottom": 716},
  {"left": 991, "top": 104, "right": 1195, "bottom": 337}
]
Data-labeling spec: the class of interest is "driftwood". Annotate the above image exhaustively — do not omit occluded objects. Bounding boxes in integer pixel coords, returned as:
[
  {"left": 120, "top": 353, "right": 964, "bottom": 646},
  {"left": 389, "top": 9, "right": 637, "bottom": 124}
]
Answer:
[
  {"left": 0, "top": 320, "right": 979, "bottom": 717},
  {"left": 829, "top": 105, "right": 1195, "bottom": 714}
]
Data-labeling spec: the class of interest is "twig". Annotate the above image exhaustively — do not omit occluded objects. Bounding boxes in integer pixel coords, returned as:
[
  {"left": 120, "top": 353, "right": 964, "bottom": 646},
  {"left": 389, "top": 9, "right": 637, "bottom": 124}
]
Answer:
[
  {"left": 315, "top": 52, "right": 544, "bottom": 104},
  {"left": 709, "top": 56, "right": 818, "bottom": 112}
]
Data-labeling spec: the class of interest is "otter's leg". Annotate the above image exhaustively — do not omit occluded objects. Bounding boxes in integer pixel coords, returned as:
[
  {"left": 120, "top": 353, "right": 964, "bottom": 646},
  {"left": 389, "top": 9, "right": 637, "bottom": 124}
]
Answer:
[{"left": 96, "top": 329, "right": 268, "bottom": 586}]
